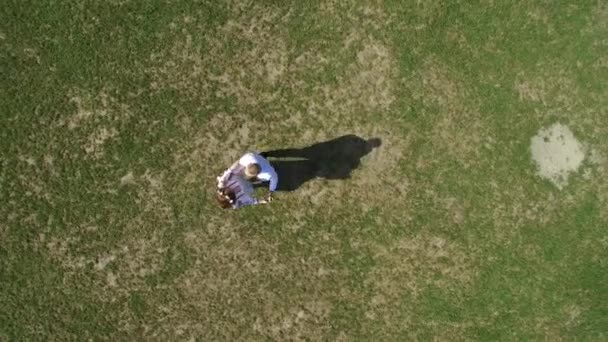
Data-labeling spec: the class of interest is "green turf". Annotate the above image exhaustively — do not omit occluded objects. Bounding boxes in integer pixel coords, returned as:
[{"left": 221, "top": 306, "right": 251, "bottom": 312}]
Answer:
[{"left": 1, "top": 0, "right": 607, "bottom": 340}]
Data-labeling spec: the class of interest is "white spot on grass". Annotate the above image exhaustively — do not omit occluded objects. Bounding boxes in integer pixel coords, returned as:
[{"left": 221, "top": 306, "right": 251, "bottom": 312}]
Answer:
[
  {"left": 94, "top": 254, "right": 116, "bottom": 270},
  {"left": 67, "top": 96, "right": 95, "bottom": 129},
  {"left": 120, "top": 171, "right": 135, "bottom": 185},
  {"left": 18, "top": 155, "right": 36, "bottom": 166},
  {"left": 106, "top": 272, "right": 117, "bottom": 287},
  {"left": 43, "top": 155, "right": 54, "bottom": 166},
  {"left": 531, "top": 123, "right": 585, "bottom": 189}
]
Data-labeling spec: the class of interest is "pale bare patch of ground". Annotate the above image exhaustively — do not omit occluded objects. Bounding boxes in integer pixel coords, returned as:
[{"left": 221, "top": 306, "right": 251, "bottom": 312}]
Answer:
[{"left": 530, "top": 123, "right": 586, "bottom": 190}]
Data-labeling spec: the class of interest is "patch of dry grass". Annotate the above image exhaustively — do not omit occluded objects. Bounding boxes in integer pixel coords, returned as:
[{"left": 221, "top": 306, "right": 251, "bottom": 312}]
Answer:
[{"left": 360, "top": 233, "right": 477, "bottom": 337}]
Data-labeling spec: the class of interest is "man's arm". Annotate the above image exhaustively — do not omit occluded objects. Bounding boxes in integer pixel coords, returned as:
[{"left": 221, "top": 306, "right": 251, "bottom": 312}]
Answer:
[
  {"left": 217, "top": 161, "right": 242, "bottom": 188},
  {"left": 233, "top": 197, "right": 257, "bottom": 209},
  {"left": 255, "top": 170, "right": 278, "bottom": 192},
  {"left": 268, "top": 174, "right": 278, "bottom": 192},
  {"left": 267, "top": 164, "right": 278, "bottom": 192}
]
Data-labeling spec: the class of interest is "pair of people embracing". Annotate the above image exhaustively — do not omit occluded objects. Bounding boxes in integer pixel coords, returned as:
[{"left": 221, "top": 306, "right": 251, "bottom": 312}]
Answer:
[{"left": 215, "top": 152, "right": 277, "bottom": 209}]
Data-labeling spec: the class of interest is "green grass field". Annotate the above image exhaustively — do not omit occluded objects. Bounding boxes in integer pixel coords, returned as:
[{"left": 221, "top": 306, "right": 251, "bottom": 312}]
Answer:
[{"left": 2, "top": 1, "right": 607, "bottom": 340}]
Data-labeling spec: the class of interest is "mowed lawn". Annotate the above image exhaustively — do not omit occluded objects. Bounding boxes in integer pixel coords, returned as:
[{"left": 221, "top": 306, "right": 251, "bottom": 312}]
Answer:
[{"left": 1, "top": 1, "right": 607, "bottom": 340}]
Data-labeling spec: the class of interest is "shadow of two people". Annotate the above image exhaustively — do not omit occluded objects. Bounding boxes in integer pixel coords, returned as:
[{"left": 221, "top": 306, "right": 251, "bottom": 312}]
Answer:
[{"left": 261, "top": 134, "right": 382, "bottom": 192}]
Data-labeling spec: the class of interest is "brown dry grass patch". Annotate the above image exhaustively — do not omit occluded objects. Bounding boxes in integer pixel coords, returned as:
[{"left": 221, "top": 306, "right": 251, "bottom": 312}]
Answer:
[{"left": 362, "top": 233, "right": 477, "bottom": 335}]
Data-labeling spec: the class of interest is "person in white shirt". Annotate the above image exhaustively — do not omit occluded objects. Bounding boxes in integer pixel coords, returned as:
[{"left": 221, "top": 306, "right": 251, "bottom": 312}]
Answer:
[{"left": 217, "top": 152, "right": 278, "bottom": 202}]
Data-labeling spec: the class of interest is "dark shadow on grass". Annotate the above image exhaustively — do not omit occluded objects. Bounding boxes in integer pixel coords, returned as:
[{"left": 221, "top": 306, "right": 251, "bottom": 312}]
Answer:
[{"left": 261, "top": 134, "right": 381, "bottom": 192}]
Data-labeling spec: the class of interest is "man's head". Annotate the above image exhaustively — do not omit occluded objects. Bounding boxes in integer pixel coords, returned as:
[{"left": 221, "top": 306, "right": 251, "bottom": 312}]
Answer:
[
  {"left": 244, "top": 163, "right": 261, "bottom": 180},
  {"left": 367, "top": 138, "right": 382, "bottom": 148}
]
